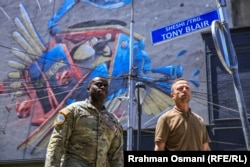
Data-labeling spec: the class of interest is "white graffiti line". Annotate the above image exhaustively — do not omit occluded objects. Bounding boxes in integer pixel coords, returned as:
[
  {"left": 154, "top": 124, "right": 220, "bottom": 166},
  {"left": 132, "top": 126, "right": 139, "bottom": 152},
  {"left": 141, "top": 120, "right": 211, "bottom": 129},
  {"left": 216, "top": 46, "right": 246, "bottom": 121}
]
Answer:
[{"left": 0, "top": 7, "right": 10, "bottom": 20}]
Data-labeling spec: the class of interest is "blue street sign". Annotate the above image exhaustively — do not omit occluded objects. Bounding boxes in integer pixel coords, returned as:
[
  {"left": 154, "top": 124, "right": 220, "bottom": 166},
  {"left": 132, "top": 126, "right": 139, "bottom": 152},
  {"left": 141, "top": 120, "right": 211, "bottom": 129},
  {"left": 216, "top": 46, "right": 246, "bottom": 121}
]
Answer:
[{"left": 151, "top": 9, "right": 220, "bottom": 45}]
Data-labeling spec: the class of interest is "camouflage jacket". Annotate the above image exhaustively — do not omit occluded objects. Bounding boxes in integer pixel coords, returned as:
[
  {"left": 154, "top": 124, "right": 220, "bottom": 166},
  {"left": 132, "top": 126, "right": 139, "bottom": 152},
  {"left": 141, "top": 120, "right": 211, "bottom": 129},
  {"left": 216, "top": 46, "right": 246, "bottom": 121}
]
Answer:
[{"left": 44, "top": 99, "right": 124, "bottom": 167}]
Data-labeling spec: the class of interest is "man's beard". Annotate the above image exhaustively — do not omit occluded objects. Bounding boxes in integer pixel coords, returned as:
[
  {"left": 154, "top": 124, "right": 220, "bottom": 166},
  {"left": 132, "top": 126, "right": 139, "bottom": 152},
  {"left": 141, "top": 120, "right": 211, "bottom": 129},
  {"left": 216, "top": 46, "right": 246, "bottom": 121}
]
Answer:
[{"left": 180, "top": 96, "right": 190, "bottom": 103}]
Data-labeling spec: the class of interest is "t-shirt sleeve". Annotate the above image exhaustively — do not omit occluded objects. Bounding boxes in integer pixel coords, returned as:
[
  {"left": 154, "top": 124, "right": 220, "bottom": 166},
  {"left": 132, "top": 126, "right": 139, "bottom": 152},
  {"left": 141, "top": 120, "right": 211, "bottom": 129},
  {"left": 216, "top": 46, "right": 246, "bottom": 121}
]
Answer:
[
  {"left": 202, "top": 123, "right": 211, "bottom": 144},
  {"left": 154, "top": 116, "right": 169, "bottom": 143}
]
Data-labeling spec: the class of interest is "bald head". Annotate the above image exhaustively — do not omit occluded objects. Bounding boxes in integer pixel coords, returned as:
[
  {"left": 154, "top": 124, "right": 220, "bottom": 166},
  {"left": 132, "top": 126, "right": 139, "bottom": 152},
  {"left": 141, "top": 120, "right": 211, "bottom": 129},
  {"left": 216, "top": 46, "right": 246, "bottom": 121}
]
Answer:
[
  {"left": 171, "top": 78, "right": 190, "bottom": 92},
  {"left": 171, "top": 78, "right": 191, "bottom": 103},
  {"left": 87, "top": 77, "right": 108, "bottom": 90}
]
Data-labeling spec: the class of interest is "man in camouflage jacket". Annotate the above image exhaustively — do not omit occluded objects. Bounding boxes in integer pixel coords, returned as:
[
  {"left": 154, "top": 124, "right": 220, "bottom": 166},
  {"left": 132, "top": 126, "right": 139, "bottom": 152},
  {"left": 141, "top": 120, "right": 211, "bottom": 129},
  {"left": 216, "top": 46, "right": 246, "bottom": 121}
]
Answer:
[{"left": 45, "top": 76, "right": 124, "bottom": 167}]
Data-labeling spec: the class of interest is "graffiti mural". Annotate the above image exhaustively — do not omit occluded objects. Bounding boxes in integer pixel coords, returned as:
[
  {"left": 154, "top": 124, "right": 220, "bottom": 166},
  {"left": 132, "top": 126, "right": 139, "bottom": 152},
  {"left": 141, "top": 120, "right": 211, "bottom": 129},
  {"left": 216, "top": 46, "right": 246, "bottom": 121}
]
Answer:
[{"left": 0, "top": 0, "right": 210, "bottom": 160}]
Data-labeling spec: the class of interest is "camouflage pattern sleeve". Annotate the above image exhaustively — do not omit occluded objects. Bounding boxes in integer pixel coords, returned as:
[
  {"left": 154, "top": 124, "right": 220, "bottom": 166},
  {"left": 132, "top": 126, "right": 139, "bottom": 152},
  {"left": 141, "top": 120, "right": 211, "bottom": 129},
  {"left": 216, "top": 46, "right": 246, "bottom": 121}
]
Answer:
[
  {"left": 44, "top": 108, "right": 73, "bottom": 167},
  {"left": 108, "top": 123, "right": 124, "bottom": 167}
]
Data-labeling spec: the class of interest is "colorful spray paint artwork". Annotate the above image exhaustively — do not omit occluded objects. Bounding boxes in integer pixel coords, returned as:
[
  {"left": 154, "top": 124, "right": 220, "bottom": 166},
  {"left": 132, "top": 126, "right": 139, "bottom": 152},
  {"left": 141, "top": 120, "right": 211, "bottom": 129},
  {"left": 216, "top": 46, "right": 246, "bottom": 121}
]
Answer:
[{"left": 0, "top": 0, "right": 200, "bottom": 155}]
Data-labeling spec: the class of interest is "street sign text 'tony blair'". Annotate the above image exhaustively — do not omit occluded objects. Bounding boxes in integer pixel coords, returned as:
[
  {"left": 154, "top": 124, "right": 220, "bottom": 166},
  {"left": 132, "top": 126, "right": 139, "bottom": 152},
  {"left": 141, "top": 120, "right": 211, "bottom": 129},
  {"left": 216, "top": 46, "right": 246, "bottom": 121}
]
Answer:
[{"left": 151, "top": 10, "right": 220, "bottom": 45}]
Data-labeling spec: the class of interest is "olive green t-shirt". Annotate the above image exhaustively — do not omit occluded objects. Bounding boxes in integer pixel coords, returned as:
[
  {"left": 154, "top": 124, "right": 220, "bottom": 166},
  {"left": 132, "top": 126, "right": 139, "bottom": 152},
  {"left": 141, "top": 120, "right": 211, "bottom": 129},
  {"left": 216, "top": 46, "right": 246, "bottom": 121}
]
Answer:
[{"left": 155, "top": 107, "right": 210, "bottom": 150}]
